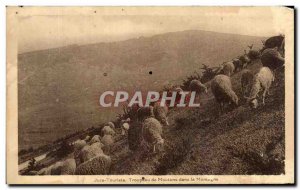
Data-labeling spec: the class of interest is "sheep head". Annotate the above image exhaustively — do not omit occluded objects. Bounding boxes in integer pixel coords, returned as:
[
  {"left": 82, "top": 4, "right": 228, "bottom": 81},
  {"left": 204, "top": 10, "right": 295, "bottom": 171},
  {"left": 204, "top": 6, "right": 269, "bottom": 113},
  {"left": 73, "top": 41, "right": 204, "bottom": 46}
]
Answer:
[
  {"left": 249, "top": 99, "right": 258, "bottom": 109},
  {"left": 244, "top": 96, "right": 258, "bottom": 109},
  {"left": 161, "top": 117, "right": 169, "bottom": 126},
  {"left": 155, "top": 139, "right": 165, "bottom": 152}
]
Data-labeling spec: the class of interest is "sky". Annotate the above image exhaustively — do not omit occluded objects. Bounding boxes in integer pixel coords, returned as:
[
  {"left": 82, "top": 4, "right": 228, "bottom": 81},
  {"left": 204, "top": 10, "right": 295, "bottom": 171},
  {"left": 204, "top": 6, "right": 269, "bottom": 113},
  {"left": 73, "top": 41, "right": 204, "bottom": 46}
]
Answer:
[{"left": 17, "top": 7, "right": 285, "bottom": 53}]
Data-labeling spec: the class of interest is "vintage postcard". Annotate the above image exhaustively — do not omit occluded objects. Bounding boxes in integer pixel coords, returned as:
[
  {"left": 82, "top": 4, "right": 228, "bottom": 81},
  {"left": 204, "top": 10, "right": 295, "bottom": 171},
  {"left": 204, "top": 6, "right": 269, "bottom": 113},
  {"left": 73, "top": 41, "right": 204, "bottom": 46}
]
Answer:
[{"left": 6, "top": 6, "right": 294, "bottom": 184}]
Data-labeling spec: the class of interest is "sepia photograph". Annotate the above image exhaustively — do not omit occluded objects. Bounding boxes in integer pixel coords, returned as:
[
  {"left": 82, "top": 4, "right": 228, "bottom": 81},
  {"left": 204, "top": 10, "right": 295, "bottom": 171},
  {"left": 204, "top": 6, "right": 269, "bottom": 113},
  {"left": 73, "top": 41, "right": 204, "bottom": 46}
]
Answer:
[{"left": 6, "top": 6, "right": 294, "bottom": 184}]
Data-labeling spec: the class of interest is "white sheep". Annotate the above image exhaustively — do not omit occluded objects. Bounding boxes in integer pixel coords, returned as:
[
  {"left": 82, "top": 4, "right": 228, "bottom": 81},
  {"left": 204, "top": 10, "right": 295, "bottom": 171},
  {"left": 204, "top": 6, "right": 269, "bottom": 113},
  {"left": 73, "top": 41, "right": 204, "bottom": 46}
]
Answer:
[
  {"left": 39, "top": 159, "right": 76, "bottom": 175},
  {"left": 261, "top": 47, "right": 285, "bottom": 70},
  {"left": 232, "top": 58, "right": 243, "bottom": 72},
  {"left": 189, "top": 79, "right": 208, "bottom": 94},
  {"left": 175, "top": 87, "right": 183, "bottom": 92},
  {"left": 75, "top": 154, "right": 111, "bottom": 175},
  {"left": 108, "top": 121, "right": 115, "bottom": 129},
  {"left": 73, "top": 139, "right": 87, "bottom": 161},
  {"left": 101, "top": 125, "right": 116, "bottom": 136},
  {"left": 60, "top": 158, "right": 76, "bottom": 175},
  {"left": 241, "top": 69, "right": 254, "bottom": 96},
  {"left": 142, "top": 117, "right": 164, "bottom": 153},
  {"left": 153, "top": 101, "right": 169, "bottom": 126},
  {"left": 101, "top": 134, "right": 114, "bottom": 146},
  {"left": 84, "top": 135, "right": 91, "bottom": 142},
  {"left": 211, "top": 74, "right": 239, "bottom": 111},
  {"left": 248, "top": 49, "right": 261, "bottom": 60},
  {"left": 239, "top": 50, "right": 251, "bottom": 67},
  {"left": 73, "top": 139, "right": 87, "bottom": 151},
  {"left": 220, "top": 61, "right": 235, "bottom": 76},
  {"left": 121, "top": 122, "right": 130, "bottom": 135},
  {"left": 173, "top": 86, "right": 191, "bottom": 106},
  {"left": 76, "top": 142, "right": 104, "bottom": 166},
  {"left": 245, "top": 67, "right": 274, "bottom": 108},
  {"left": 89, "top": 135, "right": 101, "bottom": 144},
  {"left": 49, "top": 161, "right": 63, "bottom": 175},
  {"left": 37, "top": 167, "right": 51, "bottom": 175}
]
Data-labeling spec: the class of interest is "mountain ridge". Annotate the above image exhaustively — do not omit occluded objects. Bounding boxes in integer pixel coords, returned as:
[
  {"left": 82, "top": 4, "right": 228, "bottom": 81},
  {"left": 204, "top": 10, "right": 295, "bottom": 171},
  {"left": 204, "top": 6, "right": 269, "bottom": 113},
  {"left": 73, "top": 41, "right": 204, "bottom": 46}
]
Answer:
[{"left": 18, "top": 29, "right": 266, "bottom": 55}]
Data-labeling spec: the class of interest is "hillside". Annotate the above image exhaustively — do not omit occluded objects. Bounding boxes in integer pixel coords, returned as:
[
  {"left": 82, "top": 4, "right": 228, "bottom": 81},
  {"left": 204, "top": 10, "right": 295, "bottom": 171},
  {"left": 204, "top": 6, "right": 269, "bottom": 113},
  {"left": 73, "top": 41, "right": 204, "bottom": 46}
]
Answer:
[
  {"left": 20, "top": 58, "right": 285, "bottom": 175},
  {"left": 108, "top": 59, "right": 285, "bottom": 175},
  {"left": 18, "top": 30, "right": 264, "bottom": 150}
]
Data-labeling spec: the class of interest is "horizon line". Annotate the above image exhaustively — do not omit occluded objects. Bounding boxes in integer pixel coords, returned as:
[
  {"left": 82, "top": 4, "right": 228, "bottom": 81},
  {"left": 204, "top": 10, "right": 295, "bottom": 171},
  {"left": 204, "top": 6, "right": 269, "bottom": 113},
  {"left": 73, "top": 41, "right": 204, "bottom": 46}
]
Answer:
[{"left": 18, "top": 29, "right": 274, "bottom": 55}]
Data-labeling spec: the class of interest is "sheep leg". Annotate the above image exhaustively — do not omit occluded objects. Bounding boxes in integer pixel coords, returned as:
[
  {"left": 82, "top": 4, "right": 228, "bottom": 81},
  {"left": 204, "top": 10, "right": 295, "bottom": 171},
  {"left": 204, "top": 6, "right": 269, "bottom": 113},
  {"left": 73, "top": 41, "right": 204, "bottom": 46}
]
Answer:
[
  {"left": 243, "top": 85, "right": 248, "bottom": 96},
  {"left": 194, "top": 94, "right": 199, "bottom": 103},
  {"left": 197, "top": 95, "right": 201, "bottom": 103},
  {"left": 272, "top": 72, "right": 276, "bottom": 86},
  {"left": 267, "top": 81, "right": 272, "bottom": 95},
  {"left": 221, "top": 102, "right": 224, "bottom": 113},
  {"left": 262, "top": 88, "right": 268, "bottom": 105},
  {"left": 245, "top": 86, "right": 249, "bottom": 96},
  {"left": 241, "top": 86, "right": 244, "bottom": 96},
  {"left": 219, "top": 102, "right": 224, "bottom": 115},
  {"left": 246, "top": 85, "right": 251, "bottom": 96}
]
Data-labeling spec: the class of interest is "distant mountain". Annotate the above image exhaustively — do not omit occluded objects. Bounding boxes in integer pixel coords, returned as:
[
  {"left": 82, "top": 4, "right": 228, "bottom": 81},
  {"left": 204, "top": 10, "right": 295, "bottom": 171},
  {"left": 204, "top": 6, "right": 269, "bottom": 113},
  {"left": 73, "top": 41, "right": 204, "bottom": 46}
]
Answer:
[{"left": 18, "top": 30, "right": 265, "bottom": 150}]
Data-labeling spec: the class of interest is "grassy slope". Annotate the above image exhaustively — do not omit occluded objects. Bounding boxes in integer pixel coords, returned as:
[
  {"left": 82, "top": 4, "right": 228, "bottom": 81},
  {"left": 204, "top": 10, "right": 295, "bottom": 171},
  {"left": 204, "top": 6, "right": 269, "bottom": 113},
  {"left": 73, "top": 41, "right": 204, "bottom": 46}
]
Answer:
[
  {"left": 108, "top": 59, "right": 285, "bottom": 175},
  {"left": 18, "top": 30, "right": 264, "bottom": 150},
  {"left": 21, "top": 58, "right": 285, "bottom": 175}
]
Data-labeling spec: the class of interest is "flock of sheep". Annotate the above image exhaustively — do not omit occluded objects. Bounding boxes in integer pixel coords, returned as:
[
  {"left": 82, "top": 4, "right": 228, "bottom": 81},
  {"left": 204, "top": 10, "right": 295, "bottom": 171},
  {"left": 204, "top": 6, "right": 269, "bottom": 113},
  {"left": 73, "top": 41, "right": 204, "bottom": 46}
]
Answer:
[
  {"left": 211, "top": 36, "right": 284, "bottom": 110},
  {"left": 36, "top": 122, "right": 116, "bottom": 175},
  {"left": 33, "top": 35, "right": 285, "bottom": 175}
]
